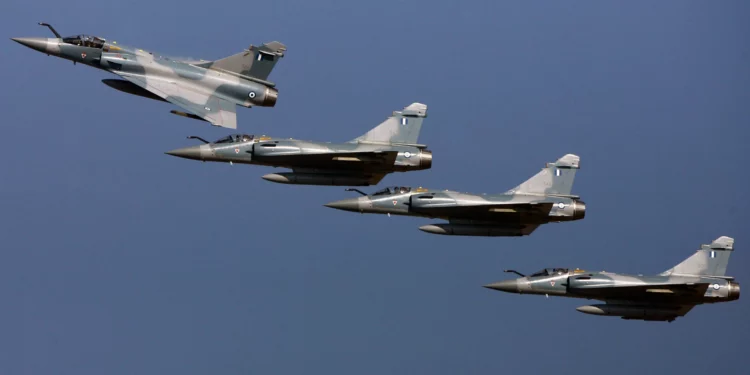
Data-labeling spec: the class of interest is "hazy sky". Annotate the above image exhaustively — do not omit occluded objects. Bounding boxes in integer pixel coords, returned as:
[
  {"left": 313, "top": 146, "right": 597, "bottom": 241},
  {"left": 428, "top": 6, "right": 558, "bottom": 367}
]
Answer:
[{"left": 2, "top": 1, "right": 749, "bottom": 374}]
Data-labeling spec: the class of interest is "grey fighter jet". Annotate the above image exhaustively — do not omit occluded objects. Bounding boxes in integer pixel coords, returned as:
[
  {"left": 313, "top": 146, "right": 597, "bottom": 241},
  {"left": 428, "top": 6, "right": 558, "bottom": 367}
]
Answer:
[
  {"left": 485, "top": 236, "right": 740, "bottom": 322},
  {"left": 166, "top": 103, "right": 431, "bottom": 186},
  {"left": 12, "top": 22, "right": 285, "bottom": 129},
  {"left": 325, "top": 154, "right": 585, "bottom": 236}
]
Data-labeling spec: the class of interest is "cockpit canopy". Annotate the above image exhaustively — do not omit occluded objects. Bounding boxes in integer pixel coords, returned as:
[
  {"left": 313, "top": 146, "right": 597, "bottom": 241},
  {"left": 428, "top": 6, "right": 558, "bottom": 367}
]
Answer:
[
  {"left": 214, "top": 134, "right": 254, "bottom": 144},
  {"left": 62, "top": 35, "right": 105, "bottom": 49},
  {"left": 529, "top": 268, "right": 569, "bottom": 277},
  {"left": 372, "top": 186, "right": 412, "bottom": 196}
]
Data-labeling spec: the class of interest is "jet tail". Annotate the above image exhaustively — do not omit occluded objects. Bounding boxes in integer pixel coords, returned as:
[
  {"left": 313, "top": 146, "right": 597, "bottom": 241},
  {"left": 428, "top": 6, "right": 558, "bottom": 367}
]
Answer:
[
  {"left": 660, "top": 236, "right": 735, "bottom": 277},
  {"left": 350, "top": 103, "right": 427, "bottom": 144},
  {"left": 204, "top": 41, "right": 286, "bottom": 82},
  {"left": 506, "top": 154, "right": 580, "bottom": 196}
]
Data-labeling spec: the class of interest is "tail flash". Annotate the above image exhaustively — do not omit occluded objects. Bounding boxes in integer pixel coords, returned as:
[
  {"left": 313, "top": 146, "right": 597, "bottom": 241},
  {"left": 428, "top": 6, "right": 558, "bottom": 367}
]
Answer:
[
  {"left": 207, "top": 41, "right": 286, "bottom": 81},
  {"left": 507, "top": 154, "right": 580, "bottom": 196},
  {"left": 661, "top": 236, "right": 735, "bottom": 277},
  {"left": 351, "top": 103, "right": 427, "bottom": 144}
]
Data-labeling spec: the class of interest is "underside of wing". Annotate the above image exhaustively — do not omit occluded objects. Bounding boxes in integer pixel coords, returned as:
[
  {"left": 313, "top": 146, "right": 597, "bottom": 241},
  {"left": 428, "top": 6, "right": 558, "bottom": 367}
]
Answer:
[
  {"left": 579, "top": 302, "right": 698, "bottom": 321},
  {"left": 481, "top": 202, "right": 554, "bottom": 215},
  {"left": 581, "top": 283, "right": 711, "bottom": 301},
  {"left": 265, "top": 151, "right": 399, "bottom": 171},
  {"left": 611, "top": 283, "right": 710, "bottom": 297},
  {"left": 115, "top": 73, "right": 237, "bottom": 129},
  {"left": 410, "top": 199, "right": 554, "bottom": 223}
]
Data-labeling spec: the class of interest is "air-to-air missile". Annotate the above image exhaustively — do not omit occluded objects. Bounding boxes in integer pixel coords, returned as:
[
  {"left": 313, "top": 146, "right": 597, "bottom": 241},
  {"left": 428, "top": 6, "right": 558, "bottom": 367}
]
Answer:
[
  {"left": 485, "top": 236, "right": 740, "bottom": 322},
  {"left": 12, "top": 22, "right": 285, "bottom": 129},
  {"left": 325, "top": 154, "right": 585, "bottom": 236},
  {"left": 166, "top": 103, "right": 432, "bottom": 186}
]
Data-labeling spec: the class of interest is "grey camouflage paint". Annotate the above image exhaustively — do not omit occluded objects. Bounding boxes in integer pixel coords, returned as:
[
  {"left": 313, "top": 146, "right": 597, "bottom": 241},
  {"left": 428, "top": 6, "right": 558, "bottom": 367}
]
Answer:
[
  {"left": 485, "top": 236, "right": 740, "bottom": 322},
  {"left": 325, "top": 153, "right": 585, "bottom": 236},
  {"left": 165, "top": 103, "right": 431, "bottom": 186},
  {"left": 12, "top": 24, "right": 285, "bottom": 129}
]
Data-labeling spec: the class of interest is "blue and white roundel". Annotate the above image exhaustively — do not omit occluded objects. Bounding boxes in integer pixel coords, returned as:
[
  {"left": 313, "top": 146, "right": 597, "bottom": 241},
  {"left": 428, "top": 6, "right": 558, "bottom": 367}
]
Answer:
[{"left": 404, "top": 152, "right": 412, "bottom": 158}]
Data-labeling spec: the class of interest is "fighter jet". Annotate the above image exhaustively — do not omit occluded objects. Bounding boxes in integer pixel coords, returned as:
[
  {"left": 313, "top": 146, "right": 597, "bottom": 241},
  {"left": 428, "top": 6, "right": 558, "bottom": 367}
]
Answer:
[
  {"left": 325, "top": 153, "right": 585, "bottom": 236},
  {"left": 12, "top": 22, "right": 285, "bottom": 129},
  {"left": 166, "top": 103, "right": 432, "bottom": 186},
  {"left": 485, "top": 236, "right": 740, "bottom": 322}
]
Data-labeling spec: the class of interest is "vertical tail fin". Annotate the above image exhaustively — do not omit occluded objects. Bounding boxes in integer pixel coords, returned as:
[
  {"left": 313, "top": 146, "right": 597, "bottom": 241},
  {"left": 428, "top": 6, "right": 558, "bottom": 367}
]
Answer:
[
  {"left": 506, "top": 154, "right": 580, "bottom": 196},
  {"left": 350, "top": 103, "right": 427, "bottom": 144},
  {"left": 661, "top": 236, "right": 735, "bottom": 277},
  {"left": 206, "top": 41, "right": 286, "bottom": 81}
]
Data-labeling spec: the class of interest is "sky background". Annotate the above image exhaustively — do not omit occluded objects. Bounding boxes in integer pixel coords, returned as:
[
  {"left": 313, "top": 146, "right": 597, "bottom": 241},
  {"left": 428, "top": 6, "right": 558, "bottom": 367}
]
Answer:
[{"left": 2, "top": 1, "right": 749, "bottom": 374}]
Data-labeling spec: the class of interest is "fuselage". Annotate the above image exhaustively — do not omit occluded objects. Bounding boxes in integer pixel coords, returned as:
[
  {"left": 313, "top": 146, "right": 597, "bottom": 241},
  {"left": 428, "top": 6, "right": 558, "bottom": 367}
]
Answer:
[
  {"left": 12, "top": 35, "right": 277, "bottom": 108},
  {"left": 166, "top": 134, "right": 432, "bottom": 185},
  {"left": 327, "top": 187, "right": 585, "bottom": 223},
  {"left": 489, "top": 268, "right": 740, "bottom": 305}
]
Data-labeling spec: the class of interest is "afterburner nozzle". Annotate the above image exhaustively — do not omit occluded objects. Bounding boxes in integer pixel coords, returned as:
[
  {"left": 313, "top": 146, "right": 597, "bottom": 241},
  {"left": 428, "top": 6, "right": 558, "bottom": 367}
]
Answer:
[
  {"left": 263, "top": 87, "right": 278, "bottom": 107},
  {"left": 574, "top": 200, "right": 586, "bottom": 220}
]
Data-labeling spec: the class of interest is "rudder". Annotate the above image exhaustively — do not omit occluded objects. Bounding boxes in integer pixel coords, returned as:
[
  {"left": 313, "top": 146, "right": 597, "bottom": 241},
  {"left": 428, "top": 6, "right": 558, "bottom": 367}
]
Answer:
[
  {"left": 351, "top": 103, "right": 427, "bottom": 144},
  {"left": 661, "top": 236, "right": 734, "bottom": 277},
  {"left": 206, "top": 41, "right": 286, "bottom": 81},
  {"left": 506, "top": 154, "right": 580, "bottom": 196}
]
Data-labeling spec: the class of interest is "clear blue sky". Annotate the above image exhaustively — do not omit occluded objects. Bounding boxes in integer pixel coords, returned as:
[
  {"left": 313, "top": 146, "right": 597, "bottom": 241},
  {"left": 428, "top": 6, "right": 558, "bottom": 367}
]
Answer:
[{"left": 2, "top": 1, "right": 749, "bottom": 374}]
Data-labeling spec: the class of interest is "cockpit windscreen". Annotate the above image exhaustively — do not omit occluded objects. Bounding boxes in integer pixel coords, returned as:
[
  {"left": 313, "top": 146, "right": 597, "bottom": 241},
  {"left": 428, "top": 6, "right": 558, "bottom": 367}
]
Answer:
[
  {"left": 214, "top": 134, "right": 254, "bottom": 144},
  {"left": 62, "top": 35, "right": 105, "bottom": 49},
  {"left": 529, "top": 268, "right": 569, "bottom": 277},
  {"left": 372, "top": 186, "right": 412, "bottom": 196}
]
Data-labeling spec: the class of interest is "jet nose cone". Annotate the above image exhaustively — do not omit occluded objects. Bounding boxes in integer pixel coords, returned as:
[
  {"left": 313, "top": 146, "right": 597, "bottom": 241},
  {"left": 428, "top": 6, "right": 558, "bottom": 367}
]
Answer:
[
  {"left": 11, "top": 37, "right": 50, "bottom": 53},
  {"left": 324, "top": 197, "right": 362, "bottom": 212},
  {"left": 483, "top": 280, "right": 519, "bottom": 293},
  {"left": 165, "top": 146, "right": 203, "bottom": 161}
]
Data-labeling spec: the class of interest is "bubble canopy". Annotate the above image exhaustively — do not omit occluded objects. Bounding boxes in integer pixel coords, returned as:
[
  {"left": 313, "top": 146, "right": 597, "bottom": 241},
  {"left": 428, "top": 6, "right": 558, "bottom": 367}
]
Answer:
[
  {"left": 62, "top": 35, "right": 105, "bottom": 48},
  {"left": 372, "top": 186, "right": 412, "bottom": 196},
  {"left": 214, "top": 134, "right": 254, "bottom": 144},
  {"left": 529, "top": 268, "right": 569, "bottom": 278}
]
